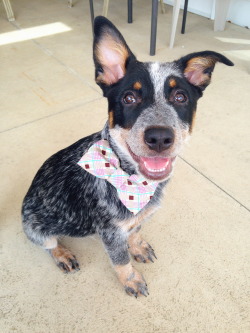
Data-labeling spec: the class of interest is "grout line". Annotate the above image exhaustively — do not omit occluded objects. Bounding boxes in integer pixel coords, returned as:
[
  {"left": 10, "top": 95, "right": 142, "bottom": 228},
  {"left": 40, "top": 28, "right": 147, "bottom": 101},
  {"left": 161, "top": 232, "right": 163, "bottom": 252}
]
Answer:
[
  {"left": 0, "top": 96, "right": 103, "bottom": 134},
  {"left": 9, "top": 21, "right": 101, "bottom": 95},
  {"left": 32, "top": 39, "right": 101, "bottom": 95},
  {"left": 179, "top": 156, "right": 250, "bottom": 213}
]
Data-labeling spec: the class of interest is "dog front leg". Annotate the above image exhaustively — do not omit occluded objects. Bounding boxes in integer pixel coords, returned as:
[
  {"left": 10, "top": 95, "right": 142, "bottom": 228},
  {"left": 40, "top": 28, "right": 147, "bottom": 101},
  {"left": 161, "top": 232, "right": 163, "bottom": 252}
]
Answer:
[
  {"left": 128, "top": 229, "right": 157, "bottom": 263},
  {"left": 98, "top": 227, "right": 149, "bottom": 297}
]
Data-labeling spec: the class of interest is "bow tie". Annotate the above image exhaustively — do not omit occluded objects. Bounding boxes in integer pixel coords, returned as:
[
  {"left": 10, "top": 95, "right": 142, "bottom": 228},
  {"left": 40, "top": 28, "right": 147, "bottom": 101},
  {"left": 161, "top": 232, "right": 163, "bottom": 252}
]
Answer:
[{"left": 77, "top": 140, "right": 159, "bottom": 215}]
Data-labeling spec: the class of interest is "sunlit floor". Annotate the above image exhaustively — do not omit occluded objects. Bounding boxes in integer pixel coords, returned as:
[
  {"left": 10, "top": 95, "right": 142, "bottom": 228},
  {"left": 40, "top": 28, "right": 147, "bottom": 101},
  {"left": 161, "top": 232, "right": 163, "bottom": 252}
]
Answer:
[{"left": 1, "top": 0, "right": 250, "bottom": 332}]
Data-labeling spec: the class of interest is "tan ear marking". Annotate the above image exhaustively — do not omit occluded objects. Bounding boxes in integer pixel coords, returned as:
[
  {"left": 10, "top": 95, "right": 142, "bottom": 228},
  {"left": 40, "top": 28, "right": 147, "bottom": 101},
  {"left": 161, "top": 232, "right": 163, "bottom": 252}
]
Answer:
[
  {"left": 95, "top": 34, "right": 129, "bottom": 85},
  {"left": 184, "top": 56, "right": 216, "bottom": 87}
]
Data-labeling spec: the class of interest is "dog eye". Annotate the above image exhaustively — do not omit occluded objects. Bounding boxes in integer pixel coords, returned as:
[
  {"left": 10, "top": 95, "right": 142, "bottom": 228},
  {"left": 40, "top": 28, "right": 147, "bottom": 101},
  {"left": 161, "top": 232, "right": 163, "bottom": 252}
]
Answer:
[
  {"left": 123, "top": 93, "right": 136, "bottom": 104},
  {"left": 174, "top": 92, "right": 187, "bottom": 103}
]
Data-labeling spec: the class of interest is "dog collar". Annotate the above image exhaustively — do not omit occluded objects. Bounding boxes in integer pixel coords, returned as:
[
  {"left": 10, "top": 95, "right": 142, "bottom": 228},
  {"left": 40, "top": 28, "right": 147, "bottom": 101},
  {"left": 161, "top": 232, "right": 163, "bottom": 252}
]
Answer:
[{"left": 77, "top": 140, "right": 159, "bottom": 215}]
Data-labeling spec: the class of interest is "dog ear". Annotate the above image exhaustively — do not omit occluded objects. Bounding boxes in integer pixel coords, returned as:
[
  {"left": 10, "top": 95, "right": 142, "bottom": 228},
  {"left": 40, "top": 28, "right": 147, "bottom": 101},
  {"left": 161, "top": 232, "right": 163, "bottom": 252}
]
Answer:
[
  {"left": 177, "top": 51, "right": 234, "bottom": 91},
  {"left": 93, "top": 16, "right": 136, "bottom": 88}
]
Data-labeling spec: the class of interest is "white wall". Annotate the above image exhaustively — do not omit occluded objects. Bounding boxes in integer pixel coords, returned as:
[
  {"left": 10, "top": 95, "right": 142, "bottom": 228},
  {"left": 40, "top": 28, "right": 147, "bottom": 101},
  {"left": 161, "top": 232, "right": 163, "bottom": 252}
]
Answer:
[
  {"left": 227, "top": 0, "right": 250, "bottom": 28},
  {"left": 163, "top": 0, "right": 250, "bottom": 28}
]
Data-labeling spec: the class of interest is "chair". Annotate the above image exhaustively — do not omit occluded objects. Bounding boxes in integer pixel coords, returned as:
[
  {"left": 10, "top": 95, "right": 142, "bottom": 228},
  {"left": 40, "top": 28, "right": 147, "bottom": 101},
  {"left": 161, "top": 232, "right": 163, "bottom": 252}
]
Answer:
[
  {"left": 2, "top": 0, "right": 15, "bottom": 21},
  {"left": 171, "top": 0, "right": 232, "bottom": 48},
  {"left": 88, "top": 0, "right": 165, "bottom": 56}
]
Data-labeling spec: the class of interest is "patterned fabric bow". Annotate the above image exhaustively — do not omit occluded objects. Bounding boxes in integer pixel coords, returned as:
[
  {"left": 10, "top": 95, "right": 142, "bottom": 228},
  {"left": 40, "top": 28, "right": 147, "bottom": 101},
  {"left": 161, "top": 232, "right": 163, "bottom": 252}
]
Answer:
[{"left": 77, "top": 140, "right": 159, "bottom": 215}]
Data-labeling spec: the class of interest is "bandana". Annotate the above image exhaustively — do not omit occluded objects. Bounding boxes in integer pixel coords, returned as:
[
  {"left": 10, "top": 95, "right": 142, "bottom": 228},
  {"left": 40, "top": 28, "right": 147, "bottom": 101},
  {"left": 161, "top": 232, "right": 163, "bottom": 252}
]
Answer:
[{"left": 77, "top": 140, "right": 159, "bottom": 215}]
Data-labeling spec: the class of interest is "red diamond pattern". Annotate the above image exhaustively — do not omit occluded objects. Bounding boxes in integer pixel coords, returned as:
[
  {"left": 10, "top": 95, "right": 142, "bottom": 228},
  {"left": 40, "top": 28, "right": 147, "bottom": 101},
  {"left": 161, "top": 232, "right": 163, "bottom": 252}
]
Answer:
[{"left": 77, "top": 139, "right": 159, "bottom": 215}]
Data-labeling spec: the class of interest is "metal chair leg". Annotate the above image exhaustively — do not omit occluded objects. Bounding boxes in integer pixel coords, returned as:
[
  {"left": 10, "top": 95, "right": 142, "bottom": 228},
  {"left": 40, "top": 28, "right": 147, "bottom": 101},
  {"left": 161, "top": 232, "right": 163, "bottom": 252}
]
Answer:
[
  {"left": 181, "top": 0, "right": 188, "bottom": 34},
  {"left": 128, "top": 0, "right": 133, "bottom": 23},
  {"left": 150, "top": 0, "right": 158, "bottom": 56}
]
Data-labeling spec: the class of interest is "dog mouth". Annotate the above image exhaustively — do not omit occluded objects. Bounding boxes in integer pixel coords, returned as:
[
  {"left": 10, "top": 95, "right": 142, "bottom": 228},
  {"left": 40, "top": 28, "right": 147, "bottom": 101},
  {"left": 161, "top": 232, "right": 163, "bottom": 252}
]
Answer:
[{"left": 128, "top": 147, "right": 176, "bottom": 181}]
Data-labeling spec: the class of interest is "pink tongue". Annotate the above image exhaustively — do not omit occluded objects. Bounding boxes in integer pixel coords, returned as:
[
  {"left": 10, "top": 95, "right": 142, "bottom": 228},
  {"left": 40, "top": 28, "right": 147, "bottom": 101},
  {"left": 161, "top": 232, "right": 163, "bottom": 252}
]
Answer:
[{"left": 140, "top": 157, "right": 170, "bottom": 170}]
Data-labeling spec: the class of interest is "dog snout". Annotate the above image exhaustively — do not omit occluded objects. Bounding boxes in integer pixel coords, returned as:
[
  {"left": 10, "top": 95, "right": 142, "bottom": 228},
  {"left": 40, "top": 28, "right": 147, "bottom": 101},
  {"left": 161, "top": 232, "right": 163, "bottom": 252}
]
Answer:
[{"left": 144, "top": 127, "right": 175, "bottom": 153}]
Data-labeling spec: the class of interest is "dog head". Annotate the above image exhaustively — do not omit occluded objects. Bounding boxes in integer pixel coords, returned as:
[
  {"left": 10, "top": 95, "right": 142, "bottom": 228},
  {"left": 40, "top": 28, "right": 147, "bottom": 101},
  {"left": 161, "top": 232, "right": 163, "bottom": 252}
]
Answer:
[{"left": 93, "top": 16, "right": 233, "bottom": 181}]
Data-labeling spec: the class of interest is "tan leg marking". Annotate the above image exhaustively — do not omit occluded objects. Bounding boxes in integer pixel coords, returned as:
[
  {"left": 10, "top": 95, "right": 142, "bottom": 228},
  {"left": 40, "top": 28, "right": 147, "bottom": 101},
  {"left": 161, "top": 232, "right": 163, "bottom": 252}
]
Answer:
[
  {"left": 128, "top": 232, "right": 157, "bottom": 263},
  {"left": 49, "top": 244, "right": 80, "bottom": 273},
  {"left": 114, "top": 263, "right": 148, "bottom": 297}
]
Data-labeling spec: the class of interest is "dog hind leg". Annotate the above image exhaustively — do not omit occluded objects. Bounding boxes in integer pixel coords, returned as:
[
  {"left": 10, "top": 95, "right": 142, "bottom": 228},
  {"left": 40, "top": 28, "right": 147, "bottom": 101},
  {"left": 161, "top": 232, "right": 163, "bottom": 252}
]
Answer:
[
  {"left": 23, "top": 218, "right": 79, "bottom": 273},
  {"left": 46, "top": 241, "right": 80, "bottom": 274}
]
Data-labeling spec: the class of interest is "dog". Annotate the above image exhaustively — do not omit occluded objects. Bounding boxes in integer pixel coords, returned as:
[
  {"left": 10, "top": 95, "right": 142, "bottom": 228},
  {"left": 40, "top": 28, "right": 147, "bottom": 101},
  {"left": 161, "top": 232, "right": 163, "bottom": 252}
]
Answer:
[{"left": 22, "top": 16, "right": 233, "bottom": 297}]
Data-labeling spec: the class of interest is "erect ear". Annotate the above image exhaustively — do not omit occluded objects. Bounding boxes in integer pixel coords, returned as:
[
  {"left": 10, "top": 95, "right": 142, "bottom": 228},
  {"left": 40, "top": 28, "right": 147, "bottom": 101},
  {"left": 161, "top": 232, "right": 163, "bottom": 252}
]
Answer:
[
  {"left": 93, "top": 16, "right": 136, "bottom": 88},
  {"left": 177, "top": 51, "right": 234, "bottom": 91}
]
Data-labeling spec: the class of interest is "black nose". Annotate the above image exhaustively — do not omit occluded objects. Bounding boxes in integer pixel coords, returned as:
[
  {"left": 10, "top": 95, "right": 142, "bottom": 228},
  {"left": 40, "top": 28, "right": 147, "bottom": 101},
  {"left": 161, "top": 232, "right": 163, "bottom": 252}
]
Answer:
[{"left": 144, "top": 127, "right": 174, "bottom": 153}]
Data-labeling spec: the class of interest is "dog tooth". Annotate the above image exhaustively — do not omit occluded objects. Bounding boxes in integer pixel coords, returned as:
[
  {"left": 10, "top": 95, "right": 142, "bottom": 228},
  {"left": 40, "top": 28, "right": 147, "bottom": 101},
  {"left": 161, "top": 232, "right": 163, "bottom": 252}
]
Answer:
[
  {"left": 144, "top": 161, "right": 169, "bottom": 173},
  {"left": 147, "top": 167, "right": 166, "bottom": 173}
]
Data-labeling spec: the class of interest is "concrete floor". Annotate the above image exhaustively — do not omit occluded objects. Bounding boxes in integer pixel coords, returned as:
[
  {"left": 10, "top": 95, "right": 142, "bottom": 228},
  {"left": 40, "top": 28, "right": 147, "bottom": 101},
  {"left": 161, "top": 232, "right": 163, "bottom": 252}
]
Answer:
[{"left": 1, "top": 0, "right": 250, "bottom": 332}]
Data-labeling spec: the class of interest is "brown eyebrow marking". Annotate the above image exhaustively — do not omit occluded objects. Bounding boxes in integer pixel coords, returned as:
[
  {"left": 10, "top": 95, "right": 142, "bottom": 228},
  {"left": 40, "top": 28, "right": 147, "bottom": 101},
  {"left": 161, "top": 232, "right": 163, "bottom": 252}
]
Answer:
[
  {"left": 133, "top": 81, "right": 142, "bottom": 90},
  {"left": 169, "top": 78, "right": 177, "bottom": 88}
]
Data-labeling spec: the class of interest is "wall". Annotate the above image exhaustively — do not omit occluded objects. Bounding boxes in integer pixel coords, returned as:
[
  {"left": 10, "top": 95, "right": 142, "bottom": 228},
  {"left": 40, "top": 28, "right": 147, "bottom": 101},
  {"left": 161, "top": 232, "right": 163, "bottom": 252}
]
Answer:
[{"left": 163, "top": 0, "right": 250, "bottom": 28}]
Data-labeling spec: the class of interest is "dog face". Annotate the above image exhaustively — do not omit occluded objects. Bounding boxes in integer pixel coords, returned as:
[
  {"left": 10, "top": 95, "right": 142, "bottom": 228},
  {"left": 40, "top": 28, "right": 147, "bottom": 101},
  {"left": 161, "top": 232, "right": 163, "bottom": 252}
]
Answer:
[{"left": 93, "top": 17, "right": 233, "bottom": 181}]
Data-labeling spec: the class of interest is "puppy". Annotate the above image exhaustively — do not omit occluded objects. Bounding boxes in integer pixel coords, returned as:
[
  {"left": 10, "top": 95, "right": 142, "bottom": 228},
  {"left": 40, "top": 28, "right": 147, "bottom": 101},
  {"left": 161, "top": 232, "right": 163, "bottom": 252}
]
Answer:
[{"left": 22, "top": 16, "right": 233, "bottom": 297}]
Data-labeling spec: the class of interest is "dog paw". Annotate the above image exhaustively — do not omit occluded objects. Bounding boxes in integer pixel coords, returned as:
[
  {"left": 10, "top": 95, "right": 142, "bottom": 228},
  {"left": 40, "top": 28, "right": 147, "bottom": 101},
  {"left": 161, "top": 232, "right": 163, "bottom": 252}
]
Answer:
[
  {"left": 115, "top": 264, "right": 149, "bottom": 297},
  {"left": 57, "top": 256, "right": 80, "bottom": 273},
  {"left": 124, "top": 270, "right": 149, "bottom": 297},
  {"left": 48, "top": 245, "right": 80, "bottom": 273},
  {"left": 130, "top": 240, "right": 157, "bottom": 263}
]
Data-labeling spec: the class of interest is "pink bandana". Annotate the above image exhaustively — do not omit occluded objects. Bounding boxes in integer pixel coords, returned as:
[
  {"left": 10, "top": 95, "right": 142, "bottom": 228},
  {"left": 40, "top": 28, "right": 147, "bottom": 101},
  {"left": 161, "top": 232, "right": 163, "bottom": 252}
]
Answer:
[{"left": 77, "top": 140, "right": 159, "bottom": 215}]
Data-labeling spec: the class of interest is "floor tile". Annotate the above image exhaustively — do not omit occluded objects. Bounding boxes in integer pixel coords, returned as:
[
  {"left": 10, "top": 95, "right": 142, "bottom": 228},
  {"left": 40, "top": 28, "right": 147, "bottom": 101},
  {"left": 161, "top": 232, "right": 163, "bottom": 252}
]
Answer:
[
  {"left": 181, "top": 65, "right": 250, "bottom": 208},
  {"left": 1, "top": 38, "right": 100, "bottom": 132}
]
